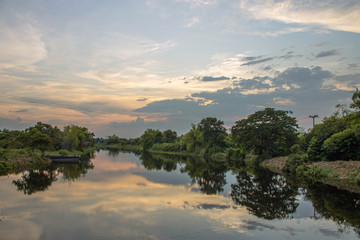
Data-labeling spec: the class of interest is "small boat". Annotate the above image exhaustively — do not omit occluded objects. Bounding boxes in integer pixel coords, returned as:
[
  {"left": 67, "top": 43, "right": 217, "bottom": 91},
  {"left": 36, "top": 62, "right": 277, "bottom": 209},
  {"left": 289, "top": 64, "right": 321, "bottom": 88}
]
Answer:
[{"left": 45, "top": 155, "right": 81, "bottom": 164}]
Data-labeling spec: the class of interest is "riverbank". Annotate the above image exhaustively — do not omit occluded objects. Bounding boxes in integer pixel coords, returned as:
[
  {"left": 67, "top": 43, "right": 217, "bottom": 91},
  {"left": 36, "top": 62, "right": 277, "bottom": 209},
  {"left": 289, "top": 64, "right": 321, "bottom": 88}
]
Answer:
[
  {"left": 262, "top": 156, "right": 360, "bottom": 193},
  {"left": 0, "top": 147, "right": 96, "bottom": 176}
]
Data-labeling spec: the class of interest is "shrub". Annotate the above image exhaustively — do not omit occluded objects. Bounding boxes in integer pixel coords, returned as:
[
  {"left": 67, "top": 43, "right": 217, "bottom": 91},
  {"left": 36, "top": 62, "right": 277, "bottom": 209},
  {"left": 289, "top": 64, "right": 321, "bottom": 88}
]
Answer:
[
  {"left": 283, "top": 153, "right": 309, "bottom": 173},
  {"left": 322, "top": 128, "right": 359, "bottom": 161}
]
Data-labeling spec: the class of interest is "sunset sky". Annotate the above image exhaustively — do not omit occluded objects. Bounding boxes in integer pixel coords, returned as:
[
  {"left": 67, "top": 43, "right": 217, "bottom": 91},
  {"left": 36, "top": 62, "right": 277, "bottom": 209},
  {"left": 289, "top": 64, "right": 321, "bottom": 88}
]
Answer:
[{"left": 1, "top": 0, "right": 359, "bottom": 138}]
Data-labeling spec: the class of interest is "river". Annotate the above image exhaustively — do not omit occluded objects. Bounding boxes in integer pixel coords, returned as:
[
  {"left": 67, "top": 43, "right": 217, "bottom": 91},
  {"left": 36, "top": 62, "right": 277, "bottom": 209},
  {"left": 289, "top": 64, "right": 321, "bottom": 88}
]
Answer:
[{"left": 0, "top": 150, "right": 359, "bottom": 239}]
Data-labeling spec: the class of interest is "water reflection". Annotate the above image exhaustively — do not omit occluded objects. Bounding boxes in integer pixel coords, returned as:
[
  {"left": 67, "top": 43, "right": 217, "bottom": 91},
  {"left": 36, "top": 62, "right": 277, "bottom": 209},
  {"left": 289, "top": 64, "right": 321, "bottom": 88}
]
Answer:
[
  {"left": 2, "top": 150, "right": 360, "bottom": 239},
  {"left": 180, "top": 157, "right": 227, "bottom": 195},
  {"left": 304, "top": 182, "right": 360, "bottom": 233},
  {"left": 140, "top": 152, "right": 179, "bottom": 172},
  {"left": 231, "top": 168, "right": 299, "bottom": 220},
  {"left": 12, "top": 169, "right": 58, "bottom": 195},
  {"left": 12, "top": 154, "right": 94, "bottom": 195}
]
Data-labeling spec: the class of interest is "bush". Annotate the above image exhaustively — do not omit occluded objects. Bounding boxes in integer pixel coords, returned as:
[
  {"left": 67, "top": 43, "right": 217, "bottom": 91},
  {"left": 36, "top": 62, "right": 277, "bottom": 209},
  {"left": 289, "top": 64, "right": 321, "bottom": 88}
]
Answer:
[
  {"left": 0, "top": 161, "right": 12, "bottom": 176},
  {"left": 322, "top": 128, "right": 360, "bottom": 161},
  {"left": 283, "top": 153, "right": 309, "bottom": 173},
  {"left": 59, "top": 150, "right": 71, "bottom": 155},
  {"left": 151, "top": 142, "right": 185, "bottom": 152}
]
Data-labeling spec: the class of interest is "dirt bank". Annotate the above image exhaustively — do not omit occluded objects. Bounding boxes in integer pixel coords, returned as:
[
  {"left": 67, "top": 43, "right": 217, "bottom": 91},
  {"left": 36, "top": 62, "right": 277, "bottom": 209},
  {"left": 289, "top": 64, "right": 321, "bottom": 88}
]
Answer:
[{"left": 262, "top": 157, "right": 360, "bottom": 193}]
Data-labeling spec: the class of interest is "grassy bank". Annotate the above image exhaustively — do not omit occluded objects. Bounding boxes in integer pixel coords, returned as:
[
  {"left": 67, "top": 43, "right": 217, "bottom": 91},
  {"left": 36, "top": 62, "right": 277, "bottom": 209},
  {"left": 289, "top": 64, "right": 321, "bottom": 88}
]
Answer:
[{"left": 262, "top": 156, "right": 360, "bottom": 193}]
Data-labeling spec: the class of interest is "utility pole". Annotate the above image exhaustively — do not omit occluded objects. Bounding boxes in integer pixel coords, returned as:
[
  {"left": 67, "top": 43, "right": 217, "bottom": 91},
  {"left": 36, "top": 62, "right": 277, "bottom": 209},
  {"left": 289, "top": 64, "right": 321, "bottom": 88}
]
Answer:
[{"left": 309, "top": 115, "right": 319, "bottom": 128}]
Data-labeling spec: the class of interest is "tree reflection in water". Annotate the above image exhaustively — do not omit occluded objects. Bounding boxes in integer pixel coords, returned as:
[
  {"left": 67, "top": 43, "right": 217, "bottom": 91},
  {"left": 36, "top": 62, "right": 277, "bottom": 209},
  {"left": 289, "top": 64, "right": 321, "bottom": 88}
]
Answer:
[
  {"left": 140, "top": 151, "right": 179, "bottom": 172},
  {"left": 11, "top": 149, "right": 360, "bottom": 235},
  {"left": 181, "top": 157, "right": 227, "bottom": 195},
  {"left": 303, "top": 182, "right": 360, "bottom": 233},
  {"left": 139, "top": 152, "right": 227, "bottom": 195},
  {"left": 231, "top": 168, "right": 299, "bottom": 220},
  {"left": 13, "top": 168, "right": 58, "bottom": 195},
  {"left": 12, "top": 154, "right": 94, "bottom": 195}
]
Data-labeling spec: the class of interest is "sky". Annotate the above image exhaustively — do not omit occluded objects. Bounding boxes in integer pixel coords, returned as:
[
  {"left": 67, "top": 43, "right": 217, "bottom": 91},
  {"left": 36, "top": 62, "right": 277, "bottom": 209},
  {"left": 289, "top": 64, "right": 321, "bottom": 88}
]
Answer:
[{"left": 0, "top": 0, "right": 359, "bottom": 138}]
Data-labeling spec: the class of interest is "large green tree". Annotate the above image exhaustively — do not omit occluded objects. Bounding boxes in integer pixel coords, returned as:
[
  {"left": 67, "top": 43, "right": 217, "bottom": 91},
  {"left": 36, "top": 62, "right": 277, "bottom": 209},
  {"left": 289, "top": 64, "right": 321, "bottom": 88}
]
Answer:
[
  {"left": 24, "top": 128, "right": 53, "bottom": 155},
  {"left": 140, "top": 129, "right": 162, "bottom": 151},
  {"left": 231, "top": 108, "right": 298, "bottom": 158},
  {"left": 198, "top": 117, "right": 227, "bottom": 151}
]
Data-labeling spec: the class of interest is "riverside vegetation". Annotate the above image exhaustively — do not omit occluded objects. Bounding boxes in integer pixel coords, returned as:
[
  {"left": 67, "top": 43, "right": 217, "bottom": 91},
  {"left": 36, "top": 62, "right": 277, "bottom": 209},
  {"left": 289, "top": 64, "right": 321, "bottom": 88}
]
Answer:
[
  {"left": 1, "top": 90, "right": 360, "bottom": 189},
  {"left": 0, "top": 122, "right": 96, "bottom": 176},
  {"left": 98, "top": 89, "right": 360, "bottom": 190}
]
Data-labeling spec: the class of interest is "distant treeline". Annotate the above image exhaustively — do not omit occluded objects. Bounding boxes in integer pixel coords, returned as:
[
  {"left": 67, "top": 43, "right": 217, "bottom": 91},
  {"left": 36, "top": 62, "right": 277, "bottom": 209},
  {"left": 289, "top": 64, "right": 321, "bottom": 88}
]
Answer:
[
  {"left": 99, "top": 89, "right": 360, "bottom": 163},
  {"left": 0, "top": 122, "right": 95, "bottom": 156}
]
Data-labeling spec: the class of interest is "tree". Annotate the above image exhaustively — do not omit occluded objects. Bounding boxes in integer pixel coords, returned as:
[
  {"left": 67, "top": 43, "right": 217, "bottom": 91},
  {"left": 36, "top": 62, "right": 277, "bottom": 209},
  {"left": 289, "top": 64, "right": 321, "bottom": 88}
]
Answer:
[
  {"left": 198, "top": 117, "right": 227, "bottom": 152},
  {"left": 33, "top": 122, "right": 63, "bottom": 150},
  {"left": 350, "top": 88, "right": 360, "bottom": 111},
  {"left": 182, "top": 124, "right": 203, "bottom": 152},
  {"left": 231, "top": 108, "right": 298, "bottom": 158},
  {"left": 162, "top": 129, "right": 177, "bottom": 143},
  {"left": 62, "top": 125, "right": 95, "bottom": 151},
  {"left": 25, "top": 128, "right": 53, "bottom": 155},
  {"left": 140, "top": 129, "right": 162, "bottom": 151}
]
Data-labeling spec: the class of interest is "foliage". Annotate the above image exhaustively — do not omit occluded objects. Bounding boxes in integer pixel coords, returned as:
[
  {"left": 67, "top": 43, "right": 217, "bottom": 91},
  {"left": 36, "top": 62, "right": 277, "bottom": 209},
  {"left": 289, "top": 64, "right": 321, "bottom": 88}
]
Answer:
[
  {"left": 24, "top": 128, "right": 53, "bottom": 155},
  {"left": 0, "top": 129, "right": 24, "bottom": 149},
  {"left": 198, "top": 117, "right": 227, "bottom": 151},
  {"left": 151, "top": 142, "right": 185, "bottom": 153},
  {"left": 162, "top": 129, "right": 177, "bottom": 143},
  {"left": 322, "top": 128, "right": 360, "bottom": 161},
  {"left": 140, "top": 129, "right": 163, "bottom": 151},
  {"left": 0, "top": 161, "right": 13, "bottom": 176},
  {"left": 350, "top": 88, "right": 360, "bottom": 110},
  {"left": 226, "top": 148, "right": 246, "bottom": 168},
  {"left": 181, "top": 124, "right": 204, "bottom": 153},
  {"left": 62, "top": 125, "right": 95, "bottom": 151},
  {"left": 0, "top": 122, "right": 95, "bottom": 157},
  {"left": 231, "top": 108, "right": 298, "bottom": 158},
  {"left": 283, "top": 153, "right": 309, "bottom": 174}
]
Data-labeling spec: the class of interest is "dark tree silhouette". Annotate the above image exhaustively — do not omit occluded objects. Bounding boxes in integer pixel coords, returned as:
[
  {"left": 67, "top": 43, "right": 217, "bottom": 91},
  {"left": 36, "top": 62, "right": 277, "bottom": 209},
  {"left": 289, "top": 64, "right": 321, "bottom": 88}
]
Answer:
[{"left": 231, "top": 169, "right": 299, "bottom": 220}]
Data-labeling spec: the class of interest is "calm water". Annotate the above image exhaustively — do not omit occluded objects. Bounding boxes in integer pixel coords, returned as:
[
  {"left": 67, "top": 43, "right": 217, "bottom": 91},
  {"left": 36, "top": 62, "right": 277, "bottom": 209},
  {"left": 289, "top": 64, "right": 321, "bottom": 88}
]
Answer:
[{"left": 1, "top": 150, "right": 360, "bottom": 240}]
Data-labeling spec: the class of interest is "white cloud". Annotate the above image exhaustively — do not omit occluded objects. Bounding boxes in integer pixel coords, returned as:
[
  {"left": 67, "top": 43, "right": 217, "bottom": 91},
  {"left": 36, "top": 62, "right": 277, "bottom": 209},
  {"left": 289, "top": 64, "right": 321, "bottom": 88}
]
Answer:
[
  {"left": 92, "top": 33, "right": 176, "bottom": 62},
  {"left": 185, "top": 17, "right": 200, "bottom": 27},
  {"left": 0, "top": 18, "right": 47, "bottom": 69},
  {"left": 238, "top": 0, "right": 360, "bottom": 33},
  {"left": 273, "top": 97, "right": 295, "bottom": 105}
]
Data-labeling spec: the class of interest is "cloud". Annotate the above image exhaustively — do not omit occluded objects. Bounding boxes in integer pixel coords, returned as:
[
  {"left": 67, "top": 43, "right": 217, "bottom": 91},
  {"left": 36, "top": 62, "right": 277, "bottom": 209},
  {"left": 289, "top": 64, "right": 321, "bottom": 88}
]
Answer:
[
  {"left": 238, "top": 0, "right": 360, "bottom": 33},
  {"left": 315, "top": 49, "right": 339, "bottom": 58},
  {"left": 241, "top": 57, "right": 274, "bottom": 66},
  {"left": 133, "top": 66, "right": 351, "bottom": 131},
  {"left": 275, "top": 66, "right": 334, "bottom": 89},
  {"left": 0, "top": 117, "right": 29, "bottom": 130},
  {"left": 2, "top": 94, "right": 128, "bottom": 116},
  {"left": 185, "top": 17, "right": 200, "bottom": 27},
  {"left": 9, "top": 108, "right": 31, "bottom": 113},
  {"left": 107, "top": 117, "right": 192, "bottom": 138},
  {"left": 273, "top": 97, "right": 295, "bottom": 106},
  {"left": 241, "top": 56, "right": 262, "bottom": 62},
  {"left": 348, "top": 63, "right": 358, "bottom": 70},
  {"left": 278, "top": 51, "right": 302, "bottom": 60},
  {"left": 311, "top": 42, "right": 330, "bottom": 47},
  {"left": 91, "top": 33, "right": 176, "bottom": 65},
  {"left": 0, "top": 15, "right": 47, "bottom": 69},
  {"left": 136, "top": 98, "right": 148, "bottom": 102},
  {"left": 200, "top": 76, "right": 230, "bottom": 82}
]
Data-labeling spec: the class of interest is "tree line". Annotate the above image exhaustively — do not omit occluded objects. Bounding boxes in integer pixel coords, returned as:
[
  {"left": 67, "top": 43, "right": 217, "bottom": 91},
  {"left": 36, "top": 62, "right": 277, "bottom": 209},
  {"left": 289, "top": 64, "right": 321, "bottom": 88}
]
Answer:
[
  {"left": 99, "top": 89, "right": 360, "bottom": 163},
  {"left": 0, "top": 122, "right": 95, "bottom": 156}
]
